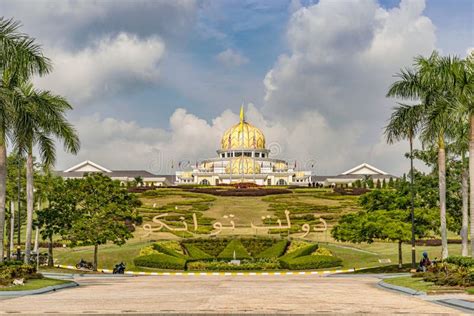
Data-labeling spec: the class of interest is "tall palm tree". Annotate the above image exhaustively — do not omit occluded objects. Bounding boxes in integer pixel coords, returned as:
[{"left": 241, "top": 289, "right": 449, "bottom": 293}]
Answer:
[
  {"left": 450, "top": 119, "right": 469, "bottom": 256},
  {"left": 13, "top": 83, "right": 79, "bottom": 263},
  {"left": 385, "top": 103, "right": 424, "bottom": 267},
  {"left": 387, "top": 51, "right": 452, "bottom": 259},
  {"left": 447, "top": 54, "right": 474, "bottom": 256},
  {"left": 0, "top": 17, "right": 51, "bottom": 262}
]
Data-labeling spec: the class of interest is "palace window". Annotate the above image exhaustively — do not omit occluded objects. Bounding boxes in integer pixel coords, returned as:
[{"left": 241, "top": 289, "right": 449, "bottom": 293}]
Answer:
[
  {"left": 235, "top": 152, "right": 242, "bottom": 157},
  {"left": 277, "top": 179, "right": 287, "bottom": 186},
  {"left": 255, "top": 153, "right": 260, "bottom": 158},
  {"left": 244, "top": 152, "right": 251, "bottom": 157},
  {"left": 261, "top": 154, "right": 265, "bottom": 158}
]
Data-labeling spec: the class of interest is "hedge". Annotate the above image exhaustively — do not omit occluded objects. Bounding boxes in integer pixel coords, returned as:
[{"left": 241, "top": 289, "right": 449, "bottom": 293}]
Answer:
[
  {"left": 279, "top": 244, "right": 318, "bottom": 269},
  {"left": 445, "top": 256, "right": 474, "bottom": 268},
  {"left": 285, "top": 255, "right": 342, "bottom": 270},
  {"left": 184, "top": 244, "right": 214, "bottom": 260},
  {"left": 183, "top": 239, "right": 229, "bottom": 257},
  {"left": 187, "top": 260, "right": 280, "bottom": 271},
  {"left": 217, "top": 239, "right": 252, "bottom": 260},
  {"left": 152, "top": 243, "right": 187, "bottom": 259},
  {"left": 0, "top": 263, "right": 40, "bottom": 286},
  {"left": 255, "top": 240, "right": 288, "bottom": 259},
  {"left": 133, "top": 254, "right": 187, "bottom": 270},
  {"left": 240, "top": 238, "right": 278, "bottom": 257}
]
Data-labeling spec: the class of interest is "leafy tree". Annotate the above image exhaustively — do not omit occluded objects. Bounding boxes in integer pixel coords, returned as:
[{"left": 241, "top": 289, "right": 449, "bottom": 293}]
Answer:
[
  {"left": 332, "top": 208, "right": 438, "bottom": 267},
  {"left": 37, "top": 177, "right": 80, "bottom": 266},
  {"left": 66, "top": 174, "right": 141, "bottom": 270},
  {"left": 12, "top": 83, "right": 80, "bottom": 263},
  {"left": 0, "top": 17, "right": 51, "bottom": 262}
]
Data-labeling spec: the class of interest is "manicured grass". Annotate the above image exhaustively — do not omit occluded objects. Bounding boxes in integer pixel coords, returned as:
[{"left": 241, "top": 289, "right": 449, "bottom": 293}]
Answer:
[
  {"left": 0, "top": 278, "right": 71, "bottom": 291},
  {"left": 384, "top": 276, "right": 434, "bottom": 292}
]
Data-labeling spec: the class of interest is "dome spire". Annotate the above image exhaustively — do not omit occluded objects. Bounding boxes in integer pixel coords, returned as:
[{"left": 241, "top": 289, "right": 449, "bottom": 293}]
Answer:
[{"left": 239, "top": 104, "right": 245, "bottom": 123}]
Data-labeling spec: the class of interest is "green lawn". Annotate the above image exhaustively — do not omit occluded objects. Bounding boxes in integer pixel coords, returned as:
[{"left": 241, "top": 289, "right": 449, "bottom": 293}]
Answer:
[
  {"left": 0, "top": 278, "right": 71, "bottom": 291},
  {"left": 384, "top": 276, "right": 435, "bottom": 292}
]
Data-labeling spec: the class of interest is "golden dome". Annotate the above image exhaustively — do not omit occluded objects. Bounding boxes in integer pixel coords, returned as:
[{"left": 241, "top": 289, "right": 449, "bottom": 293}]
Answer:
[
  {"left": 273, "top": 162, "right": 288, "bottom": 171},
  {"left": 225, "top": 157, "right": 261, "bottom": 174},
  {"left": 221, "top": 107, "right": 265, "bottom": 150}
]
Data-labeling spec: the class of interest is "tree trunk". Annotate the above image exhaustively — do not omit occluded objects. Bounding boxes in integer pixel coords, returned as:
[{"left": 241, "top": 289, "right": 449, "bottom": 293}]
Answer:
[
  {"left": 93, "top": 244, "right": 99, "bottom": 271},
  {"left": 24, "top": 148, "right": 34, "bottom": 263},
  {"left": 438, "top": 136, "right": 448, "bottom": 259},
  {"left": 47, "top": 234, "right": 54, "bottom": 267},
  {"left": 470, "top": 114, "right": 474, "bottom": 257},
  {"left": 409, "top": 136, "right": 416, "bottom": 268},
  {"left": 461, "top": 154, "right": 469, "bottom": 256},
  {"left": 398, "top": 241, "right": 403, "bottom": 268},
  {"left": 9, "top": 201, "right": 14, "bottom": 259},
  {"left": 0, "top": 142, "right": 6, "bottom": 263}
]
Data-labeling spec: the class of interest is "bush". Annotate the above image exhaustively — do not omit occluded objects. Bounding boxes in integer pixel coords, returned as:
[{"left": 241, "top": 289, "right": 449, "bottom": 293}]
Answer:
[
  {"left": 285, "top": 255, "right": 342, "bottom": 270},
  {"left": 286, "top": 240, "right": 313, "bottom": 254},
  {"left": 133, "top": 254, "right": 187, "bottom": 270},
  {"left": 312, "top": 247, "right": 333, "bottom": 256},
  {"left": 0, "top": 263, "right": 40, "bottom": 286},
  {"left": 187, "top": 259, "right": 280, "bottom": 271},
  {"left": 239, "top": 238, "right": 278, "bottom": 256},
  {"left": 255, "top": 240, "right": 288, "bottom": 259},
  {"left": 152, "top": 242, "right": 187, "bottom": 259},
  {"left": 183, "top": 239, "right": 228, "bottom": 257},
  {"left": 217, "top": 239, "right": 252, "bottom": 260},
  {"left": 445, "top": 256, "right": 474, "bottom": 268},
  {"left": 279, "top": 244, "right": 319, "bottom": 269},
  {"left": 184, "top": 244, "right": 214, "bottom": 261}
]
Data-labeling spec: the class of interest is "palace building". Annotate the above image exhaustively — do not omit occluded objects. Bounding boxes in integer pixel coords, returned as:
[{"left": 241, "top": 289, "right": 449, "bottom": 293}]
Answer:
[{"left": 175, "top": 107, "right": 312, "bottom": 186}]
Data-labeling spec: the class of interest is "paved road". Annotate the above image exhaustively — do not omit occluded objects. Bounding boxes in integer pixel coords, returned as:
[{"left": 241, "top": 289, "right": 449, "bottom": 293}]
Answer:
[{"left": 0, "top": 275, "right": 466, "bottom": 315}]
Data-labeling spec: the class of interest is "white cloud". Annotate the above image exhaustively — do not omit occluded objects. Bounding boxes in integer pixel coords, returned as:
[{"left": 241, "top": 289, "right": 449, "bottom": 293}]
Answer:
[
  {"left": 216, "top": 49, "right": 249, "bottom": 67},
  {"left": 34, "top": 33, "right": 165, "bottom": 104},
  {"left": 261, "top": 0, "right": 436, "bottom": 174}
]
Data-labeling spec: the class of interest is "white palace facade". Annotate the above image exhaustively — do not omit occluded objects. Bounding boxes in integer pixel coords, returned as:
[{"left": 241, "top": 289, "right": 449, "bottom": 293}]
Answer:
[{"left": 175, "top": 107, "right": 312, "bottom": 186}]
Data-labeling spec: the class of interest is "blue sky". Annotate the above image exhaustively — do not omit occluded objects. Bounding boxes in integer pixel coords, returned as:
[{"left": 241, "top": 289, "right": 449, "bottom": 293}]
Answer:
[{"left": 1, "top": 0, "right": 472, "bottom": 175}]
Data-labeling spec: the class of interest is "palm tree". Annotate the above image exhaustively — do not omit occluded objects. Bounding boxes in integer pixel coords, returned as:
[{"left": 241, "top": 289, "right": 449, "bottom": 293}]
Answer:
[
  {"left": 0, "top": 17, "right": 51, "bottom": 262},
  {"left": 384, "top": 103, "right": 424, "bottom": 267},
  {"left": 12, "top": 83, "right": 79, "bottom": 263},
  {"left": 387, "top": 51, "right": 452, "bottom": 259},
  {"left": 450, "top": 119, "right": 469, "bottom": 256}
]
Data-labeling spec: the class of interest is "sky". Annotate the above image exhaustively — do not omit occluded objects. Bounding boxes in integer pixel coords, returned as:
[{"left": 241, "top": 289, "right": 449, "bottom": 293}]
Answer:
[{"left": 1, "top": 0, "right": 473, "bottom": 176}]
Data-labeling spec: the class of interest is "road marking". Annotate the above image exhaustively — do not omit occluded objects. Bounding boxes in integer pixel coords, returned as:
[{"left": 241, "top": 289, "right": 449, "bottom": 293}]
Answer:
[{"left": 55, "top": 264, "right": 363, "bottom": 277}]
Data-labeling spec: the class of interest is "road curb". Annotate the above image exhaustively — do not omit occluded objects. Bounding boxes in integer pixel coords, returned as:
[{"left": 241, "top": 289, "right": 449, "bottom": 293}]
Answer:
[
  {"left": 378, "top": 280, "right": 425, "bottom": 295},
  {"left": 0, "top": 281, "right": 79, "bottom": 297},
  {"left": 56, "top": 264, "right": 361, "bottom": 276}
]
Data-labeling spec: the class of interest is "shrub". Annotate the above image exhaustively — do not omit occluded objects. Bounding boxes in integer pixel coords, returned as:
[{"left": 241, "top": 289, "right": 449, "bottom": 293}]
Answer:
[
  {"left": 255, "top": 240, "right": 288, "bottom": 259},
  {"left": 445, "top": 256, "right": 474, "bottom": 268},
  {"left": 187, "top": 259, "right": 280, "bottom": 271},
  {"left": 139, "top": 245, "right": 159, "bottom": 256},
  {"left": 279, "top": 244, "right": 318, "bottom": 269},
  {"left": 240, "top": 238, "right": 277, "bottom": 256},
  {"left": 286, "top": 255, "right": 342, "bottom": 270},
  {"left": 184, "top": 244, "right": 214, "bottom": 261},
  {"left": 0, "top": 263, "right": 40, "bottom": 286},
  {"left": 217, "top": 239, "right": 252, "bottom": 260},
  {"left": 312, "top": 247, "right": 333, "bottom": 256},
  {"left": 152, "top": 242, "right": 187, "bottom": 259},
  {"left": 183, "top": 239, "right": 228, "bottom": 257},
  {"left": 286, "top": 240, "right": 313, "bottom": 254},
  {"left": 133, "top": 254, "right": 186, "bottom": 270}
]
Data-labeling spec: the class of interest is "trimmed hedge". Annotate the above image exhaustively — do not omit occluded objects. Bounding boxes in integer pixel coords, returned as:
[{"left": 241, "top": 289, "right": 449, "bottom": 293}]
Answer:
[
  {"left": 152, "top": 243, "right": 187, "bottom": 259},
  {"left": 217, "top": 239, "right": 252, "bottom": 260},
  {"left": 279, "top": 244, "right": 318, "bottom": 269},
  {"left": 187, "top": 260, "right": 280, "bottom": 271},
  {"left": 445, "top": 256, "right": 474, "bottom": 268},
  {"left": 0, "top": 263, "right": 40, "bottom": 286},
  {"left": 285, "top": 255, "right": 342, "bottom": 270},
  {"left": 183, "top": 239, "right": 228, "bottom": 257},
  {"left": 240, "top": 238, "right": 277, "bottom": 257},
  {"left": 184, "top": 244, "right": 214, "bottom": 261},
  {"left": 255, "top": 240, "right": 288, "bottom": 259},
  {"left": 133, "top": 254, "right": 186, "bottom": 270}
]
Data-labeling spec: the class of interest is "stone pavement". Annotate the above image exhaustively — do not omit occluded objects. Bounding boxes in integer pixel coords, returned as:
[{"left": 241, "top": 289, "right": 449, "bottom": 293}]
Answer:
[{"left": 0, "top": 274, "right": 467, "bottom": 315}]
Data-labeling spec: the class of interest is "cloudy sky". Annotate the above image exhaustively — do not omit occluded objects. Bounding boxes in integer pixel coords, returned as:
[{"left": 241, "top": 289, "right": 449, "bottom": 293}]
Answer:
[{"left": 1, "top": 0, "right": 472, "bottom": 175}]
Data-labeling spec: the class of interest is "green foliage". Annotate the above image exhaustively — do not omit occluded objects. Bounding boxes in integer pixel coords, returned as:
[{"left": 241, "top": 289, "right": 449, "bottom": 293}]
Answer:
[
  {"left": 183, "top": 244, "right": 214, "bottom": 260},
  {"left": 444, "top": 256, "right": 474, "bottom": 268},
  {"left": 239, "top": 238, "right": 277, "bottom": 256},
  {"left": 187, "top": 259, "right": 280, "bottom": 271},
  {"left": 255, "top": 240, "right": 288, "bottom": 259},
  {"left": 285, "top": 255, "right": 342, "bottom": 270},
  {"left": 139, "top": 246, "right": 158, "bottom": 257},
  {"left": 286, "top": 240, "right": 312, "bottom": 253},
  {"left": 182, "top": 239, "right": 228, "bottom": 257},
  {"left": 217, "top": 239, "right": 251, "bottom": 260},
  {"left": 279, "top": 244, "right": 319, "bottom": 269},
  {"left": 152, "top": 241, "right": 186, "bottom": 258},
  {"left": 0, "top": 263, "right": 39, "bottom": 286},
  {"left": 133, "top": 253, "right": 187, "bottom": 270},
  {"left": 312, "top": 247, "right": 333, "bottom": 256}
]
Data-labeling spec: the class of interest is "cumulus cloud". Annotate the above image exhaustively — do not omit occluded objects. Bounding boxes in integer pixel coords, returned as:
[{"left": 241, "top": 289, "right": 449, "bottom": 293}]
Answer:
[
  {"left": 261, "top": 0, "right": 436, "bottom": 174},
  {"left": 216, "top": 49, "right": 249, "bottom": 67},
  {"left": 34, "top": 33, "right": 165, "bottom": 104}
]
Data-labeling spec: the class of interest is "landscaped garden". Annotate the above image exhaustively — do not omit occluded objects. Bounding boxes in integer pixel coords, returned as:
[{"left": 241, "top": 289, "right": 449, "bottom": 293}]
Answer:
[{"left": 132, "top": 238, "right": 342, "bottom": 271}]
